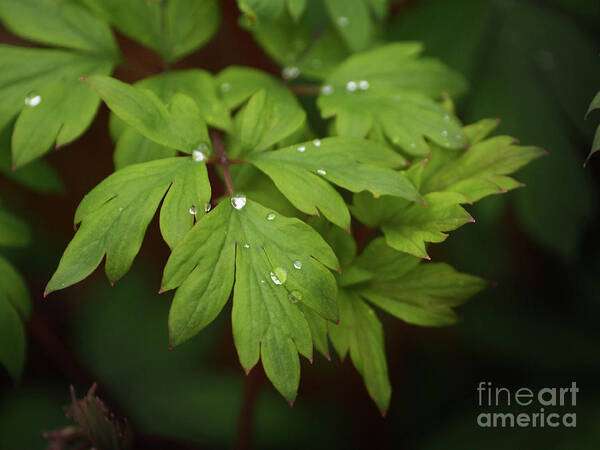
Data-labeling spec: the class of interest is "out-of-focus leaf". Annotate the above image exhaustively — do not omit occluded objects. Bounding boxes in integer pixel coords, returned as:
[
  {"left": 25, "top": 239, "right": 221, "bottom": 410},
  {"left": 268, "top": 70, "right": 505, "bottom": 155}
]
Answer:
[
  {"left": 46, "top": 156, "right": 211, "bottom": 293},
  {"left": 0, "top": 294, "right": 26, "bottom": 380},
  {"left": 82, "top": 0, "right": 220, "bottom": 63}
]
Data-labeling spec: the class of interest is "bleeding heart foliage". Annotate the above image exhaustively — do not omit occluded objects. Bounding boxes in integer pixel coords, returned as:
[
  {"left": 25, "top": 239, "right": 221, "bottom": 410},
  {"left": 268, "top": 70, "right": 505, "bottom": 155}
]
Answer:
[{"left": 0, "top": 0, "right": 546, "bottom": 414}]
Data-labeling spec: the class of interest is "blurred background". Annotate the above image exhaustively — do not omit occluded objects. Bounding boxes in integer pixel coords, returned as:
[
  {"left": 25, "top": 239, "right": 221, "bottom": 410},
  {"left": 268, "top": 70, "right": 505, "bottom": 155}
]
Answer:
[{"left": 1, "top": 0, "right": 600, "bottom": 448}]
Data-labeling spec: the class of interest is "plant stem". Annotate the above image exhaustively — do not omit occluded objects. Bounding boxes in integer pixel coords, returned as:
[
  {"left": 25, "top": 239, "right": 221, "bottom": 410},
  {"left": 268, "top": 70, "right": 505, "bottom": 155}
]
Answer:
[
  {"left": 210, "top": 129, "right": 235, "bottom": 195},
  {"left": 236, "top": 368, "right": 262, "bottom": 450},
  {"left": 289, "top": 85, "right": 320, "bottom": 95}
]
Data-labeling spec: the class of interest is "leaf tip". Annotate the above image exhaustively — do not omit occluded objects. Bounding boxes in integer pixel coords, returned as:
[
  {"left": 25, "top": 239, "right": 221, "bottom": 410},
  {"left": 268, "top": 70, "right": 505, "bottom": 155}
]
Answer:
[
  {"left": 381, "top": 411, "right": 387, "bottom": 419},
  {"left": 309, "top": 357, "right": 314, "bottom": 365},
  {"left": 11, "top": 164, "right": 17, "bottom": 171},
  {"left": 158, "top": 288, "right": 165, "bottom": 295},
  {"left": 168, "top": 345, "right": 174, "bottom": 351},
  {"left": 490, "top": 281, "right": 498, "bottom": 288},
  {"left": 109, "top": 280, "right": 115, "bottom": 287},
  {"left": 469, "top": 216, "right": 476, "bottom": 223},
  {"left": 43, "top": 290, "right": 49, "bottom": 299},
  {"left": 325, "top": 354, "right": 331, "bottom": 362},
  {"left": 79, "top": 76, "right": 86, "bottom": 82},
  {"left": 424, "top": 254, "right": 431, "bottom": 261},
  {"left": 541, "top": 149, "right": 549, "bottom": 156},
  {"left": 288, "top": 398, "right": 296, "bottom": 408}
]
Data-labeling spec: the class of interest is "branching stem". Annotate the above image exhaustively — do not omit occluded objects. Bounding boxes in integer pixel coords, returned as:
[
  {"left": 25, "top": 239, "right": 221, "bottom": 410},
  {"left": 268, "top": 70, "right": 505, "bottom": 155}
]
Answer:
[{"left": 210, "top": 129, "right": 235, "bottom": 195}]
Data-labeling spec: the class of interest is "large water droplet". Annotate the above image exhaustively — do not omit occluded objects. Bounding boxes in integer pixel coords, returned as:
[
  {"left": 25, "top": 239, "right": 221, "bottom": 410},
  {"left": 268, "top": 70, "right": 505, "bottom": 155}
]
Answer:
[
  {"left": 317, "top": 169, "right": 327, "bottom": 175},
  {"left": 289, "top": 290, "right": 303, "bottom": 303},
  {"left": 266, "top": 213, "right": 276, "bottom": 221},
  {"left": 260, "top": 279, "right": 265, "bottom": 284},
  {"left": 321, "top": 85, "right": 333, "bottom": 95},
  {"left": 313, "top": 139, "right": 321, "bottom": 147},
  {"left": 243, "top": 243, "right": 250, "bottom": 248},
  {"left": 189, "top": 205, "right": 197, "bottom": 215},
  {"left": 192, "top": 150, "right": 207, "bottom": 162},
  {"left": 297, "top": 145, "right": 306, "bottom": 152},
  {"left": 282, "top": 66, "right": 300, "bottom": 80},
  {"left": 337, "top": 16, "right": 349, "bottom": 26},
  {"left": 270, "top": 267, "right": 287, "bottom": 285},
  {"left": 220, "top": 82, "right": 231, "bottom": 92},
  {"left": 346, "top": 81, "right": 357, "bottom": 92},
  {"left": 358, "top": 80, "right": 370, "bottom": 90},
  {"left": 25, "top": 92, "right": 42, "bottom": 107},
  {"left": 204, "top": 203, "right": 212, "bottom": 212},
  {"left": 293, "top": 260, "right": 302, "bottom": 270},
  {"left": 231, "top": 194, "right": 247, "bottom": 210}
]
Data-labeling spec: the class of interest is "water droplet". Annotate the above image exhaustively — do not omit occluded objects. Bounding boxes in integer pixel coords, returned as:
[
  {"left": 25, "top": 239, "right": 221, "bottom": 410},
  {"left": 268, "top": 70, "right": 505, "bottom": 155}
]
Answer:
[
  {"left": 443, "top": 114, "right": 450, "bottom": 121},
  {"left": 313, "top": 139, "right": 321, "bottom": 147},
  {"left": 317, "top": 169, "right": 327, "bottom": 175},
  {"left": 358, "top": 80, "right": 370, "bottom": 90},
  {"left": 189, "top": 205, "right": 197, "bottom": 215},
  {"left": 192, "top": 150, "right": 207, "bottom": 162},
  {"left": 244, "top": 243, "right": 250, "bottom": 248},
  {"left": 409, "top": 143, "right": 416, "bottom": 149},
  {"left": 231, "top": 194, "right": 247, "bottom": 210},
  {"left": 260, "top": 279, "right": 265, "bottom": 283},
  {"left": 270, "top": 267, "right": 287, "bottom": 285},
  {"left": 321, "top": 85, "right": 333, "bottom": 95},
  {"left": 297, "top": 145, "right": 306, "bottom": 152},
  {"left": 289, "top": 290, "right": 303, "bottom": 303},
  {"left": 282, "top": 66, "right": 300, "bottom": 80},
  {"left": 293, "top": 260, "right": 302, "bottom": 270},
  {"left": 441, "top": 130, "right": 448, "bottom": 137},
  {"left": 25, "top": 93, "right": 42, "bottom": 107},
  {"left": 204, "top": 203, "right": 212, "bottom": 212},
  {"left": 346, "top": 81, "right": 357, "bottom": 92},
  {"left": 266, "top": 213, "right": 276, "bottom": 221},
  {"left": 220, "top": 82, "right": 231, "bottom": 92},
  {"left": 337, "top": 16, "right": 349, "bottom": 26}
]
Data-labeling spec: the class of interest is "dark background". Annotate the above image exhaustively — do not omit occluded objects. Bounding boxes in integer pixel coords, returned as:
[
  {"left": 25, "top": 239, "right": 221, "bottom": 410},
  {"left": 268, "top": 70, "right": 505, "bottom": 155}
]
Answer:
[{"left": 1, "top": 0, "right": 600, "bottom": 448}]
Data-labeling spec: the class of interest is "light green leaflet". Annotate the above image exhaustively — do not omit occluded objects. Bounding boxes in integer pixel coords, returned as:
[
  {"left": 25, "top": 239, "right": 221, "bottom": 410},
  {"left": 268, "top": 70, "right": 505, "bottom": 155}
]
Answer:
[
  {"left": 248, "top": 137, "right": 420, "bottom": 229},
  {"left": 46, "top": 156, "right": 211, "bottom": 294},
  {"left": 85, "top": 75, "right": 211, "bottom": 154},
  {"left": 216, "top": 67, "right": 306, "bottom": 149},
  {"left": 108, "top": 70, "right": 231, "bottom": 169},
  {"left": 81, "top": 0, "right": 220, "bottom": 63},
  {"left": 353, "top": 238, "right": 487, "bottom": 327},
  {"left": 318, "top": 43, "right": 468, "bottom": 155},
  {"left": 0, "top": 0, "right": 120, "bottom": 167},
  {"left": 351, "top": 120, "right": 545, "bottom": 258},
  {"left": 161, "top": 198, "right": 339, "bottom": 402}
]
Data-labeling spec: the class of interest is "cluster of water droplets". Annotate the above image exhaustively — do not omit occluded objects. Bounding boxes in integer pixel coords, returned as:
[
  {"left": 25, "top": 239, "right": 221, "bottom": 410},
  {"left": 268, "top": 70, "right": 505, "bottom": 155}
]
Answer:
[
  {"left": 25, "top": 92, "right": 42, "bottom": 107},
  {"left": 345, "top": 80, "right": 369, "bottom": 92}
]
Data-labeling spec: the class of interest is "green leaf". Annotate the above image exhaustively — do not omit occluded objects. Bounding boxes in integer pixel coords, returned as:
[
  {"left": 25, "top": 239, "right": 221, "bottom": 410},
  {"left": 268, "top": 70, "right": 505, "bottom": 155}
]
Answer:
[
  {"left": 85, "top": 75, "right": 211, "bottom": 153},
  {"left": 328, "top": 289, "right": 390, "bottom": 414},
  {"left": 352, "top": 191, "right": 473, "bottom": 259},
  {"left": 0, "top": 46, "right": 116, "bottom": 167},
  {"left": 0, "top": 0, "right": 119, "bottom": 166},
  {"left": 0, "top": 206, "right": 30, "bottom": 247},
  {"left": 249, "top": 137, "right": 419, "bottom": 229},
  {"left": 323, "top": 0, "right": 372, "bottom": 52},
  {"left": 585, "top": 91, "right": 600, "bottom": 165},
  {"left": 46, "top": 157, "right": 211, "bottom": 294},
  {"left": 287, "top": 0, "right": 307, "bottom": 20},
  {"left": 161, "top": 198, "right": 339, "bottom": 401},
  {"left": 318, "top": 43, "right": 468, "bottom": 155},
  {"left": 237, "top": 89, "right": 306, "bottom": 154},
  {"left": 110, "top": 70, "right": 231, "bottom": 169},
  {"left": 216, "top": 67, "right": 305, "bottom": 147},
  {"left": 0, "top": 254, "right": 31, "bottom": 319},
  {"left": 421, "top": 133, "right": 545, "bottom": 203},
  {"left": 0, "top": 253, "right": 29, "bottom": 381},
  {"left": 82, "top": 0, "right": 220, "bottom": 63},
  {"left": 237, "top": 0, "right": 285, "bottom": 25},
  {"left": 0, "top": 0, "right": 119, "bottom": 57},
  {"left": 0, "top": 295, "right": 26, "bottom": 380}
]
